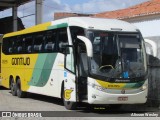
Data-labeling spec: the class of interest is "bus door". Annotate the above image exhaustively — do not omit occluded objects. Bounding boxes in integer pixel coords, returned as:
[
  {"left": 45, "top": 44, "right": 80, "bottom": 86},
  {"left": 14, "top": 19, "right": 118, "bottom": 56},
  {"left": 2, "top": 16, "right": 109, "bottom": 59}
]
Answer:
[
  {"left": 64, "top": 46, "right": 77, "bottom": 102},
  {"left": 76, "top": 43, "right": 88, "bottom": 101}
]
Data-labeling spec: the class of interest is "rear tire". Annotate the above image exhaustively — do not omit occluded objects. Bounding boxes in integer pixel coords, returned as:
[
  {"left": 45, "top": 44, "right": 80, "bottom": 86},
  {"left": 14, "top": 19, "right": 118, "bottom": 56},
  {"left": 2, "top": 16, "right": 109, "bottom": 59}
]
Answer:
[
  {"left": 10, "top": 78, "right": 17, "bottom": 96},
  {"left": 16, "top": 78, "right": 27, "bottom": 98}
]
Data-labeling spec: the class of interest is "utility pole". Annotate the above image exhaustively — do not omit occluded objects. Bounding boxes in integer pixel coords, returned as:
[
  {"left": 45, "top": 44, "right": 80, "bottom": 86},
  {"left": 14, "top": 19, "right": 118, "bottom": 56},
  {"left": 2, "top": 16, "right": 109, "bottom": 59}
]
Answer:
[
  {"left": 13, "top": 5, "right": 18, "bottom": 31},
  {"left": 36, "top": 0, "right": 43, "bottom": 25}
]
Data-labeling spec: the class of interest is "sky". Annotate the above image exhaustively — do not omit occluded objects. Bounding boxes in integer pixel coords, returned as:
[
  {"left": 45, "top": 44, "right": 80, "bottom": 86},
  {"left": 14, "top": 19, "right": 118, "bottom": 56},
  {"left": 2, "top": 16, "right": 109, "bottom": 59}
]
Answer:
[{"left": 0, "top": 0, "right": 149, "bottom": 28}]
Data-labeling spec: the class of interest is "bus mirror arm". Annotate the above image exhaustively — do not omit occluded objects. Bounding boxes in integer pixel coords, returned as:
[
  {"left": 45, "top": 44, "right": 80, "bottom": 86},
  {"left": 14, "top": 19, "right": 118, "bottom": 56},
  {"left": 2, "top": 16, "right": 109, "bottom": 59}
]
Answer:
[
  {"left": 77, "top": 36, "right": 93, "bottom": 57},
  {"left": 64, "top": 45, "right": 72, "bottom": 54}
]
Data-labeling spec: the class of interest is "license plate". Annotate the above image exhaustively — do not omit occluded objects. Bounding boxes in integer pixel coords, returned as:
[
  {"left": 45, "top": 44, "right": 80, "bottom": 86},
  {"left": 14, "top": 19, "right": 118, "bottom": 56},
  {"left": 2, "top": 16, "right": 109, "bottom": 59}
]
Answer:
[{"left": 118, "top": 97, "right": 128, "bottom": 101}]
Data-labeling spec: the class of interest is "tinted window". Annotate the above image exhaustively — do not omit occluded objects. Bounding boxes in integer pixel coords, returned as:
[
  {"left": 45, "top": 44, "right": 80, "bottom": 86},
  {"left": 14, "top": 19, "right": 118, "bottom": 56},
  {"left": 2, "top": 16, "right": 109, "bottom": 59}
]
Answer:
[
  {"left": 16, "top": 36, "right": 23, "bottom": 53},
  {"left": 33, "top": 33, "right": 45, "bottom": 53},
  {"left": 2, "top": 28, "right": 68, "bottom": 54},
  {"left": 58, "top": 28, "right": 68, "bottom": 53},
  {"left": 2, "top": 37, "right": 16, "bottom": 54},
  {"left": 24, "top": 35, "right": 33, "bottom": 53},
  {"left": 44, "top": 30, "right": 57, "bottom": 52},
  {"left": 70, "top": 26, "right": 85, "bottom": 43}
]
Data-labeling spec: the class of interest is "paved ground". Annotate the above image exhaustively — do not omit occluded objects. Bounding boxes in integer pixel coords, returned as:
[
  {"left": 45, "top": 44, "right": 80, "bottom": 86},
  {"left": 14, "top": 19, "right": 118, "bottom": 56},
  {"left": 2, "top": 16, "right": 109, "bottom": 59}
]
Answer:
[{"left": 0, "top": 86, "right": 159, "bottom": 120}]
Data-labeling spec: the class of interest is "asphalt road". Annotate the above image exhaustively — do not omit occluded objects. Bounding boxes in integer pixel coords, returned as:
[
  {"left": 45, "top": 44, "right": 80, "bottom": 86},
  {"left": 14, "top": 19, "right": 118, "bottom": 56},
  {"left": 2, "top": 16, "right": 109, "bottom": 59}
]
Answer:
[{"left": 0, "top": 86, "right": 159, "bottom": 120}]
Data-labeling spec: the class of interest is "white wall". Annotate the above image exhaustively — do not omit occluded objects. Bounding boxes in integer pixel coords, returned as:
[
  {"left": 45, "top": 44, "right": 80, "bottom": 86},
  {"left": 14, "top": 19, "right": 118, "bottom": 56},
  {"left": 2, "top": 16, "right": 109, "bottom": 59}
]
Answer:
[{"left": 132, "top": 19, "right": 160, "bottom": 37}]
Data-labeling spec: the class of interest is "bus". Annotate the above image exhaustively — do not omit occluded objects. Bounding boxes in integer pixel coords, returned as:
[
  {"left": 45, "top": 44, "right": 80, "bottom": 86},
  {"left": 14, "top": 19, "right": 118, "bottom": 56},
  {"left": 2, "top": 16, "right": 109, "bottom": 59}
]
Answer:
[
  {"left": 0, "top": 17, "right": 148, "bottom": 110},
  {"left": 0, "top": 34, "right": 3, "bottom": 76}
]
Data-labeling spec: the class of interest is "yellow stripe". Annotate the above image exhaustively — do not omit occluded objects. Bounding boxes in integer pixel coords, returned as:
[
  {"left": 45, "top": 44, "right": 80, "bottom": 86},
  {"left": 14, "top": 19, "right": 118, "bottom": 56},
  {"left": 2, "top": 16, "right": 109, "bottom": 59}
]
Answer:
[{"left": 96, "top": 80, "right": 126, "bottom": 89}]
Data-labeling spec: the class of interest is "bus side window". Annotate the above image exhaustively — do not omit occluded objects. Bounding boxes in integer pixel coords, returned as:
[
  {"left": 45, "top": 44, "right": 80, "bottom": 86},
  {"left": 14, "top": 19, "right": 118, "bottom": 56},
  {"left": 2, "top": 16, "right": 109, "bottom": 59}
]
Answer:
[
  {"left": 24, "top": 35, "right": 33, "bottom": 53},
  {"left": 33, "top": 33, "right": 45, "bottom": 53},
  {"left": 2, "top": 38, "right": 12, "bottom": 54},
  {"left": 70, "top": 26, "right": 85, "bottom": 43},
  {"left": 45, "top": 30, "right": 56, "bottom": 53},
  {"left": 16, "top": 36, "right": 23, "bottom": 54},
  {"left": 10, "top": 37, "right": 16, "bottom": 54},
  {"left": 57, "top": 28, "right": 68, "bottom": 53}
]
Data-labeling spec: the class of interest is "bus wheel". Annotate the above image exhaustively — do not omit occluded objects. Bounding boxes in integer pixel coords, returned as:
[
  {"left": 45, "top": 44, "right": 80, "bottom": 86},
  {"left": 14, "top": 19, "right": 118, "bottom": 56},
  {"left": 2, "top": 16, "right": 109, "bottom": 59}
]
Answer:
[
  {"left": 63, "top": 99, "right": 77, "bottom": 110},
  {"left": 62, "top": 90, "right": 77, "bottom": 110},
  {"left": 10, "top": 79, "right": 17, "bottom": 96},
  {"left": 16, "top": 79, "right": 27, "bottom": 98}
]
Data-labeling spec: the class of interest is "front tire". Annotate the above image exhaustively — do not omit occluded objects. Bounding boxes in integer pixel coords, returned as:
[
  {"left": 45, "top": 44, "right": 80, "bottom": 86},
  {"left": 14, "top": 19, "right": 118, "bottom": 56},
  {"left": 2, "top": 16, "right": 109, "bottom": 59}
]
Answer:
[
  {"left": 16, "top": 79, "right": 27, "bottom": 98},
  {"left": 62, "top": 87, "right": 77, "bottom": 110},
  {"left": 10, "top": 79, "right": 17, "bottom": 96},
  {"left": 63, "top": 100, "right": 77, "bottom": 110}
]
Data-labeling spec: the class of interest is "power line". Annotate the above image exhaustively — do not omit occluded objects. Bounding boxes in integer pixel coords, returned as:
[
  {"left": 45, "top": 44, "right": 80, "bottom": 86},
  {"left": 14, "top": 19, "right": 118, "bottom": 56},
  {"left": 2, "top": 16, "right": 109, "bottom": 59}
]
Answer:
[{"left": 20, "top": 13, "right": 35, "bottom": 19}]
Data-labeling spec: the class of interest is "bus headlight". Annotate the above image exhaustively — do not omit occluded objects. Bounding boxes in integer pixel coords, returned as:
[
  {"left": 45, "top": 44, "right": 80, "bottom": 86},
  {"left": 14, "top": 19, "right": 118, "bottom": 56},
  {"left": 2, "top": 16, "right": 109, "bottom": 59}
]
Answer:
[
  {"left": 88, "top": 82, "right": 106, "bottom": 92},
  {"left": 90, "top": 83, "right": 106, "bottom": 92},
  {"left": 94, "top": 85, "right": 105, "bottom": 91},
  {"left": 141, "top": 84, "right": 148, "bottom": 91}
]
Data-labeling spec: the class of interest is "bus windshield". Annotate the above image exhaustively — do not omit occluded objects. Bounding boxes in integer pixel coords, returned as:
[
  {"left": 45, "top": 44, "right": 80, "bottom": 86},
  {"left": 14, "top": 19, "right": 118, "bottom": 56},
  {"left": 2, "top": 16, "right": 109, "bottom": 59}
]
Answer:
[{"left": 87, "top": 30, "right": 147, "bottom": 80}]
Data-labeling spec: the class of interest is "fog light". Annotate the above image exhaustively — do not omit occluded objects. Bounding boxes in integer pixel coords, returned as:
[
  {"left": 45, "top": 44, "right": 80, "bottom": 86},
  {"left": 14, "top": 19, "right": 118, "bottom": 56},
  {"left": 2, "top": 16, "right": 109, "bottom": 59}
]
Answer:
[
  {"left": 92, "top": 94, "right": 96, "bottom": 99},
  {"left": 141, "top": 84, "right": 147, "bottom": 91}
]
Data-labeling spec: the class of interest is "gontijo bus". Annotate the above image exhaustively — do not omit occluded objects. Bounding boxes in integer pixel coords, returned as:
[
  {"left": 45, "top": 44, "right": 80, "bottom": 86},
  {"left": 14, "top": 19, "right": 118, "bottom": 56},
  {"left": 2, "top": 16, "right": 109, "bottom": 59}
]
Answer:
[{"left": 0, "top": 17, "right": 148, "bottom": 110}]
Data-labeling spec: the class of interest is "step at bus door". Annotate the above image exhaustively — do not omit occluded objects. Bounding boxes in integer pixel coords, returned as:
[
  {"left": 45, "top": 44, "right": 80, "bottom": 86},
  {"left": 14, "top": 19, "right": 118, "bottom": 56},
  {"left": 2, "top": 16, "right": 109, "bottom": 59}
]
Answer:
[{"left": 64, "top": 46, "right": 77, "bottom": 102}]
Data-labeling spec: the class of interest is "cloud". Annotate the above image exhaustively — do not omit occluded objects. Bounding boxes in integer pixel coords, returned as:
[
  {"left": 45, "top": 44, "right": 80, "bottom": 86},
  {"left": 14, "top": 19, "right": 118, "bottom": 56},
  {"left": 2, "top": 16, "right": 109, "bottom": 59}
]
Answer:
[
  {"left": 0, "top": 0, "right": 149, "bottom": 28},
  {"left": 17, "top": 1, "right": 35, "bottom": 27},
  {"left": 23, "top": 0, "right": 149, "bottom": 27},
  {"left": 43, "top": 0, "right": 71, "bottom": 22},
  {"left": 18, "top": 1, "right": 35, "bottom": 16},
  {"left": 69, "top": 0, "right": 149, "bottom": 13},
  {"left": 44, "top": 0, "right": 150, "bottom": 20},
  {"left": 0, "top": 8, "right": 12, "bottom": 18}
]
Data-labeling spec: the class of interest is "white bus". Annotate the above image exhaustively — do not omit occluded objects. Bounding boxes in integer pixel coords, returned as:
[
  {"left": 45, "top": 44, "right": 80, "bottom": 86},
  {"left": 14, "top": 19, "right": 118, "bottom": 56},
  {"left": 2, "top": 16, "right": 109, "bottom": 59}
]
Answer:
[{"left": 1, "top": 17, "right": 148, "bottom": 110}]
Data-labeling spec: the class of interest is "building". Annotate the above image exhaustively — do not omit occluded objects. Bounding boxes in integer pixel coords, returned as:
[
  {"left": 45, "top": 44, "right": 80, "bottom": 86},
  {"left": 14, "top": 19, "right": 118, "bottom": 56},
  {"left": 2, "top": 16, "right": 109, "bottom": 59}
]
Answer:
[
  {"left": 54, "top": 12, "right": 92, "bottom": 20},
  {"left": 54, "top": 0, "right": 160, "bottom": 38},
  {"left": 94, "top": 0, "right": 160, "bottom": 38},
  {"left": 0, "top": 16, "right": 25, "bottom": 34}
]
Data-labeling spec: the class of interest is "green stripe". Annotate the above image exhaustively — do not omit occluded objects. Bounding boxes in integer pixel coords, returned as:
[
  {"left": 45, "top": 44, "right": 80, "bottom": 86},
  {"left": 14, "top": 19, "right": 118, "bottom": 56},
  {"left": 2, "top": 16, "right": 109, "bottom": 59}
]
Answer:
[
  {"left": 48, "top": 23, "right": 68, "bottom": 30},
  {"left": 124, "top": 81, "right": 145, "bottom": 89},
  {"left": 29, "top": 53, "right": 57, "bottom": 87}
]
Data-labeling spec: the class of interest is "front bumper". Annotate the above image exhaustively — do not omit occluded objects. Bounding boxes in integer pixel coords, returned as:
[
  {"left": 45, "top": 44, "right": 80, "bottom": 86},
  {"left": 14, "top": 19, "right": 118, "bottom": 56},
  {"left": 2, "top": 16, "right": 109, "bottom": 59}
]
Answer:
[{"left": 88, "top": 86, "right": 147, "bottom": 104}]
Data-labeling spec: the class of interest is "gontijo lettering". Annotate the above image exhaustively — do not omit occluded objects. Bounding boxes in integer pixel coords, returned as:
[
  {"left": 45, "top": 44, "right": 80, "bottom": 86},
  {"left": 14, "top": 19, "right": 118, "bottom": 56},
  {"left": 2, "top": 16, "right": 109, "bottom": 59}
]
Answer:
[{"left": 12, "top": 57, "right": 30, "bottom": 65}]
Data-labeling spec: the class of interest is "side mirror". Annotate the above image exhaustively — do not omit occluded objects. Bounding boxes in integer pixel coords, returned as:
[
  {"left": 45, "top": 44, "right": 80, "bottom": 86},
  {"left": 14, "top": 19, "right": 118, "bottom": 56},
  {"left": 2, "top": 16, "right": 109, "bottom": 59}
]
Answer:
[{"left": 77, "top": 36, "right": 93, "bottom": 57}]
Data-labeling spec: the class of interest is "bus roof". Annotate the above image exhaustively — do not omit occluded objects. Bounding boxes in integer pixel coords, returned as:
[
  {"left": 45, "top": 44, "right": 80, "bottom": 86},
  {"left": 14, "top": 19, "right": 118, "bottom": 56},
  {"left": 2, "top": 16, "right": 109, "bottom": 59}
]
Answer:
[
  {"left": 4, "top": 17, "right": 138, "bottom": 38},
  {"left": 54, "top": 17, "right": 138, "bottom": 32}
]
